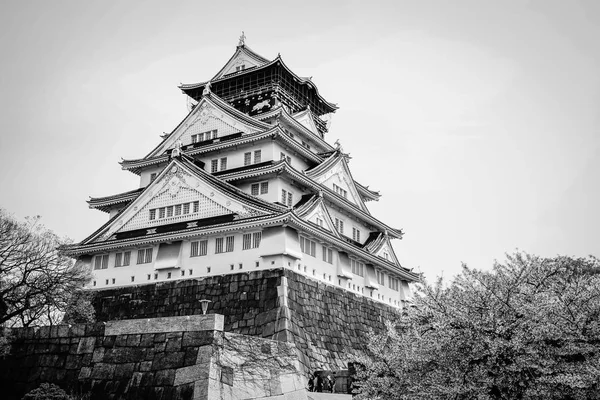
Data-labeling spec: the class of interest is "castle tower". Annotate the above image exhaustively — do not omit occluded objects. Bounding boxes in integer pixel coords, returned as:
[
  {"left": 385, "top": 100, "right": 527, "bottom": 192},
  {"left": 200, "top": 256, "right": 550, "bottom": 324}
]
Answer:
[{"left": 65, "top": 38, "right": 417, "bottom": 308}]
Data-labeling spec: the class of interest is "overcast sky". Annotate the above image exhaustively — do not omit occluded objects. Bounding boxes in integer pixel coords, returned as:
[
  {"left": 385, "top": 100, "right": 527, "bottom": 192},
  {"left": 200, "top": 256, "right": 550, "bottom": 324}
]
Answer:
[{"left": 0, "top": 0, "right": 598, "bottom": 282}]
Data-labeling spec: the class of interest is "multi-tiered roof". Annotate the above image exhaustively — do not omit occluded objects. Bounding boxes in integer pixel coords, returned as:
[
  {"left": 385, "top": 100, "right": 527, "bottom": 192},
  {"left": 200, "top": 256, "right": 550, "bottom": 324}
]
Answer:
[{"left": 66, "top": 37, "right": 418, "bottom": 304}]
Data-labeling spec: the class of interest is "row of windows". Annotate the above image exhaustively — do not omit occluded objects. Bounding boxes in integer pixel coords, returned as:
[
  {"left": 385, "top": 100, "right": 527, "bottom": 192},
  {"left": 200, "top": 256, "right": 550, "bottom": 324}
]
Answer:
[
  {"left": 93, "top": 233, "right": 263, "bottom": 269},
  {"left": 244, "top": 150, "right": 262, "bottom": 166},
  {"left": 192, "top": 129, "right": 218, "bottom": 143},
  {"left": 333, "top": 183, "right": 348, "bottom": 199},
  {"left": 322, "top": 246, "right": 333, "bottom": 264},
  {"left": 149, "top": 201, "right": 200, "bottom": 221},
  {"left": 251, "top": 181, "right": 269, "bottom": 195}
]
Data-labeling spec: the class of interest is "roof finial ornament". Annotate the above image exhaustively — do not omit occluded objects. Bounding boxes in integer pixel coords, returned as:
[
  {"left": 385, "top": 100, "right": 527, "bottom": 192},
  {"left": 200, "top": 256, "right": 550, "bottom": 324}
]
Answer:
[
  {"left": 238, "top": 31, "right": 246, "bottom": 47},
  {"left": 171, "top": 139, "right": 183, "bottom": 159},
  {"left": 202, "top": 81, "right": 211, "bottom": 96},
  {"left": 334, "top": 139, "right": 343, "bottom": 153}
]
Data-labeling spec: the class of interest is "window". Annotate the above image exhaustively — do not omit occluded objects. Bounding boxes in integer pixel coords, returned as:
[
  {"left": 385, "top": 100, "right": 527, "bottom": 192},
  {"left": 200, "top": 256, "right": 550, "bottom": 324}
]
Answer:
[
  {"left": 192, "top": 133, "right": 200, "bottom": 143},
  {"left": 376, "top": 270, "right": 385, "bottom": 285},
  {"left": 251, "top": 183, "right": 259, "bottom": 195},
  {"left": 149, "top": 209, "right": 156, "bottom": 220},
  {"left": 215, "top": 237, "right": 224, "bottom": 254},
  {"left": 166, "top": 206, "right": 173, "bottom": 218},
  {"left": 281, "top": 189, "right": 293, "bottom": 206},
  {"left": 236, "top": 65, "right": 246, "bottom": 72},
  {"left": 136, "top": 248, "right": 153, "bottom": 264},
  {"left": 316, "top": 218, "right": 323, "bottom": 227},
  {"left": 389, "top": 276, "right": 399, "bottom": 291},
  {"left": 242, "top": 232, "right": 261, "bottom": 250},
  {"left": 244, "top": 152, "right": 251, "bottom": 166},
  {"left": 352, "top": 227, "right": 361, "bottom": 242},
  {"left": 225, "top": 236, "right": 234, "bottom": 252},
  {"left": 131, "top": 276, "right": 135, "bottom": 282},
  {"left": 351, "top": 259, "right": 364, "bottom": 277},
  {"left": 93, "top": 254, "right": 109, "bottom": 270},
  {"left": 150, "top": 173, "right": 157, "bottom": 182},
  {"left": 230, "top": 264, "right": 234, "bottom": 270},
  {"left": 193, "top": 201, "right": 199, "bottom": 213},
  {"left": 254, "top": 150, "right": 261, "bottom": 163},
  {"left": 114, "top": 251, "right": 130, "bottom": 267},
  {"left": 174, "top": 204, "right": 182, "bottom": 216},
  {"left": 335, "top": 218, "right": 344, "bottom": 234},
  {"left": 211, "top": 159, "right": 218, "bottom": 173},
  {"left": 301, "top": 140, "right": 311, "bottom": 150},
  {"left": 300, "top": 237, "right": 316, "bottom": 257},
  {"left": 383, "top": 251, "right": 389, "bottom": 260},
  {"left": 260, "top": 182, "right": 268, "bottom": 194},
  {"left": 190, "top": 240, "right": 208, "bottom": 257},
  {"left": 322, "top": 246, "right": 333, "bottom": 264},
  {"left": 333, "top": 183, "right": 348, "bottom": 198},
  {"left": 167, "top": 272, "right": 172, "bottom": 279},
  {"left": 220, "top": 157, "right": 227, "bottom": 171},
  {"left": 158, "top": 207, "right": 165, "bottom": 219},
  {"left": 183, "top": 203, "right": 190, "bottom": 214}
]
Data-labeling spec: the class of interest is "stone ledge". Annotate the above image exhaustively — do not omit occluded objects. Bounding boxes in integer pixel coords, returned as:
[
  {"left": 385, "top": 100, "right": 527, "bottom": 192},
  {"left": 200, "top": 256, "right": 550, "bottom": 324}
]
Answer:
[{"left": 105, "top": 314, "right": 224, "bottom": 336}]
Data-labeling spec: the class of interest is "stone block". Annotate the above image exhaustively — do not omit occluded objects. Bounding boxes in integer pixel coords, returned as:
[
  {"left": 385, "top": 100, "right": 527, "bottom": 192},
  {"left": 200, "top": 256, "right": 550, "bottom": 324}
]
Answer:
[
  {"left": 103, "top": 347, "right": 147, "bottom": 363},
  {"left": 140, "top": 333, "right": 154, "bottom": 347},
  {"left": 78, "top": 366, "right": 92, "bottom": 379},
  {"left": 114, "top": 362, "right": 136, "bottom": 379},
  {"left": 173, "top": 364, "right": 209, "bottom": 386},
  {"left": 183, "top": 346, "right": 199, "bottom": 367},
  {"left": 181, "top": 331, "right": 214, "bottom": 348},
  {"left": 103, "top": 335, "right": 116, "bottom": 348},
  {"left": 105, "top": 314, "right": 224, "bottom": 335},
  {"left": 126, "top": 334, "right": 141, "bottom": 346},
  {"left": 69, "top": 324, "right": 86, "bottom": 337},
  {"left": 92, "top": 347, "right": 105, "bottom": 362},
  {"left": 139, "top": 361, "right": 153, "bottom": 372},
  {"left": 65, "top": 354, "right": 82, "bottom": 370},
  {"left": 154, "top": 368, "right": 175, "bottom": 385},
  {"left": 114, "top": 335, "right": 128, "bottom": 347},
  {"left": 90, "top": 363, "right": 115, "bottom": 380},
  {"left": 151, "top": 351, "right": 185, "bottom": 370},
  {"left": 76, "top": 337, "right": 96, "bottom": 354}
]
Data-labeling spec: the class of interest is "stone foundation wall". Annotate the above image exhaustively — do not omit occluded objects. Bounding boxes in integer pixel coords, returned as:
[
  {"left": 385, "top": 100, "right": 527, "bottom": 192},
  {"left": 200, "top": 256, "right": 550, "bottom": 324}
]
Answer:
[{"left": 89, "top": 268, "right": 400, "bottom": 372}]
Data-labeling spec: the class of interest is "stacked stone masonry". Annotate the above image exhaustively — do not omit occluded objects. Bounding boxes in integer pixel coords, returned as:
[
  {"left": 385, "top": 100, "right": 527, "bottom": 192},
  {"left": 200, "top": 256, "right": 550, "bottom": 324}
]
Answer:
[{"left": 90, "top": 268, "right": 400, "bottom": 371}]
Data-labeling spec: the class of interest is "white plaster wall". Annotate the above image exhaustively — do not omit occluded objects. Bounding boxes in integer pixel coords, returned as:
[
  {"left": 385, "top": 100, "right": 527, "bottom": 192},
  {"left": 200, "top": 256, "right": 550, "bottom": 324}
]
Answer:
[{"left": 139, "top": 164, "right": 167, "bottom": 188}]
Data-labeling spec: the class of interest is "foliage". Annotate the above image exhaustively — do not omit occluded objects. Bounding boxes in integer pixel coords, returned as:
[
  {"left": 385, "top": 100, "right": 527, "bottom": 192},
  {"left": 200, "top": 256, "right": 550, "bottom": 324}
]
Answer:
[
  {"left": 21, "top": 383, "right": 72, "bottom": 400},
  {"left": 62, "top": 291, "right": 96, "bottom": 325},
  {"left": 0, "top": 209, "right": 91, "bottom": 327},
  {"left": 354, "top": 253, "right": 600, "bottom": 400}
]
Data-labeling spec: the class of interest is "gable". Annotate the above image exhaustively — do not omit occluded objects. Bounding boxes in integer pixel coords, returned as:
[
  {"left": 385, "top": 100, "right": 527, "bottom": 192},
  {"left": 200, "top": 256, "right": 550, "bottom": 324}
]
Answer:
[
  {"left": 91, "top": 161, "right": 269, "bottom": 242},
  {"left": 149, "top": 98, "right": 264, "bottom": 158},
  {"left": 293, "top": 111, "right": 318, "bottom": 135},
  {"left": 309, "top": 157, "right": 368, "bottom": 212},
  {"left": 212, "top": 46, "right": 270, "bottom": 81},
  {"left": 377, "top": 242, "right": 399, "bottom": 265},
  {"left": 299, "top": 200, "right": 339, "bottom": 237}
]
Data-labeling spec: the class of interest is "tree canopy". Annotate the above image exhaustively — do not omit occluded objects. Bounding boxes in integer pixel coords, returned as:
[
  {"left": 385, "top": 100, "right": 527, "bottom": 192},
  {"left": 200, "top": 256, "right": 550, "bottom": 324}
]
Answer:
[
  {"left": 0, "top": 209, "right": 91, "bottom": 327},
  {"left": 354, "top": 253, "right": 600, "bottom": 400}
]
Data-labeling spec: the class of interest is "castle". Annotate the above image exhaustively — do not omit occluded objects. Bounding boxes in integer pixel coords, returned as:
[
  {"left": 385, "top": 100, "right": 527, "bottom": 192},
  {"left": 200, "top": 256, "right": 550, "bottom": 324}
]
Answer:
[{"left": 65, "top": 37, "right": 417, "bottom": 309}]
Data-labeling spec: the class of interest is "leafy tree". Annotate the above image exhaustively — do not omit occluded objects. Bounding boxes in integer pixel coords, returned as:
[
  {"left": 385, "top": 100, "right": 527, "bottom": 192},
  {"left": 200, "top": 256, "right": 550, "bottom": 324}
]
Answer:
[
  {"left": 62, "top": 291, "right": 95, "bottom": 325},
  {"left": 354, "top": 253, "right": 600, "bottom": 400},
  {"left": 0, "top": 209, "right": 91, "bottom": 327},
  {"left": 21, "top": 383, "right": 72, "bottom": 400}
]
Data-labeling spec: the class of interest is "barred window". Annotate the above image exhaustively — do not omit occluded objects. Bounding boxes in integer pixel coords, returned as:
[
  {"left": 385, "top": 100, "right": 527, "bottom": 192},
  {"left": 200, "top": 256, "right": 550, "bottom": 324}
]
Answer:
[
  {"left": 287, "top": 192, "right": 292, "bottom": 207},
  {"left": 137, "top": 248, "right": 153, "bottom": 264},
  {"left": 322, "top": 246, "right": 333, "bottom": 264},
  {"left": 335, "top": 218, "right": 344, "bottom": 234},
  {"left": 190, "top": 240, "right": 208, "bottom": 257},
  {"left": 211, "top": 159, "right": 218, "bottom": 173},
  {"left": 243, "top": 233, "right": 252, "bottom": 250},
  {"left": 316, "top": 218, "right": 323, "bottom": 227},
  {"left": 252, "top": 232, "right": 261, "bottom": 248},
  {"left": 244, "top": 152, "right": 251, "bottom": 166},
  {"left": 149, "top": 209, "right": 156, "bottom": 220},
  {"left": 193, "top": 201, "right": 199, "bottom": 213},
  {"left": 352, "top": 227, "right": 361, "bottom": 242},
  {"left": 115, "top": 252, "right": 122, "bottom": 267},
  {"left": 260, "top": 182, "right": 268, "bottom": 194},
  {"left": 123, "top": 251, "right": 131, "bottom": 266},
  {"left": 281, "top": 189, "right": 287, "bottom": 204},
  {"left": 159, "top": 208, "right": 166, "bottom": 219},
  {"left": 215, "top": 237, "right": 224, "bottom": 254},
  {"left": 94, "top": 254, "right": 109, "bottom": 270},
  {"left": 254, "top": 150, "right": 261, "bottom": 163},
  {"left": 225, "top": 236, "right": 234, "bottom": 252},
  {"left": 389, "top": 276, "right": 399, "bottom": 291},
  {"left": 166, "top": 206, "right": 173, "bottom": 218},
  {"left": 174, "top": 204, "right": 182, "bottom": 216},
  {"left": 220, "top": 157, "right": 227, "bottom": 171},
  {"left": 300, "top": 237, "right": 316, "bottom": 257},
  {"left": 351, "top": 259, "right": 364, "bottom": 277},
  {"left": 183, "top": 203, "right": 190, "bottom": 214},
  {"left": 333, "top": 183, "right": 348, "bottom": 198},
  {"left": 251, "top": 183, "right": 259, "bottom": 195}
]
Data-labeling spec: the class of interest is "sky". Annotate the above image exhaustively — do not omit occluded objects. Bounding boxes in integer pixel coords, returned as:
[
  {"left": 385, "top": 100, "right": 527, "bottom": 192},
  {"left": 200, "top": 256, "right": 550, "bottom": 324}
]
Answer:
[{"left": 0, "top": 0, "right": 598, "bottom": 282}]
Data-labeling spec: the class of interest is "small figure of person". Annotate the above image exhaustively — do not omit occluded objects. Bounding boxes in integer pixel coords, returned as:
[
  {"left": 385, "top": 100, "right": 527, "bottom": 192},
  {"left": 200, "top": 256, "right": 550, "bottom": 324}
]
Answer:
[
  {"left": 322, "top": 374, "right": 330, "bottom": 392},
  {"left": 329, "top": 373, "right": 336, "bottom": 393},
  {"left": 308, "top": 373, "right": 315, "bottom": 392},
  {"left": 315, "top": 373, "right": 323, "bottom": 392}
]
